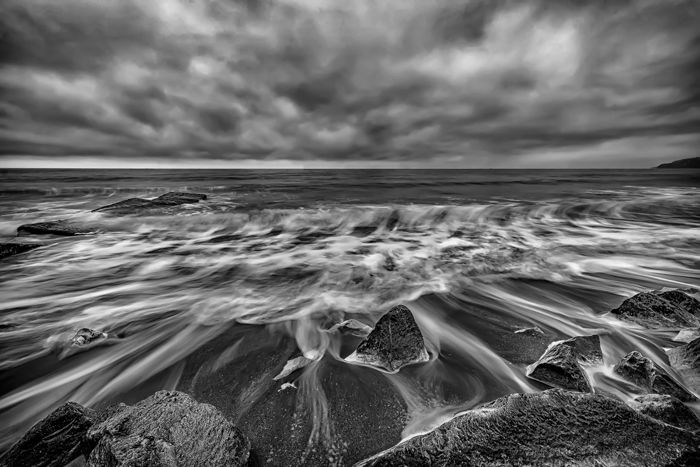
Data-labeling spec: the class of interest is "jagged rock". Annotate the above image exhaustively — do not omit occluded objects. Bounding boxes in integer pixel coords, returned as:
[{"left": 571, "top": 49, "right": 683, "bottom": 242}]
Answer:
[
  {"left": 629, "top": 394, "right": 700, "bottom": 432},
  {"left": 525, "top": 335, "right": 602, "bottom": 392},
  {"left": 0, "top": 402, "right": 96, "bottom": 467},
  {"left": 610, "top": 290, "right": 700, "bottom": 329},
  {"left": 358, "top": 389, "right": 700, "bottom": 466},
  {"left": 668, "top": 337, "right": 700, "bottom": 394},
  {"left": 93, "top": 192, "right": 207, "bottom": 214},
  {"left": 17, "top": 221, "right": 93, "bottom": 236},
  {"left": 674, "top": 328, "right": 700, "bottom": 343},
  {"left": 85, "top": 390, "right": 249, "bottom": 466},
  {"left": 345, "top": 305, "right": 429, "bottom": 373},
  {"left": 613, "top": 351, "right": 695, "bottom": 402},
  {"left": 71, "top": 328, "right": 108, "bottom": 346},
  {"left": 324, "top": 319, "right": 373, "bottom": 337},
  {"left": 0, "top": 243, "right": 40, "bottom": 259}
]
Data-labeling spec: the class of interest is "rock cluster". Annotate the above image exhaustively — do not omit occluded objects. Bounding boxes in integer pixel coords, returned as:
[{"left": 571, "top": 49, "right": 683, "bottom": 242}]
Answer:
[
  {"left": 614, "top": 351, "right": 695, "bottom": 402},
  {"left": 0, "top": 391, "right": 249, "bottom": 467}
]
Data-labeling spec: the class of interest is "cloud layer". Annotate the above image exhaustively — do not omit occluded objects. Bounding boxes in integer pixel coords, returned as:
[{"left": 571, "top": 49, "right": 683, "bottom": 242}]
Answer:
[{"left": 1, "top": 0, "right": 699, "bottom": 167}]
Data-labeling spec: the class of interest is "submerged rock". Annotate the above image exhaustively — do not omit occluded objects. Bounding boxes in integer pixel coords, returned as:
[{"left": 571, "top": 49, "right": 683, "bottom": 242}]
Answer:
[
  {"left": 345, "top": 305, "right": 429, "bottom": 373},
  {"left": 71, "top": 328, "right": 108, "bottom": 346},
  {"left": 273, "top": 355, "right": 314, "bottom": 380},
  {"left": 613, "top": 351, "right": 695, "bottom": 402},
  {"left": 358, "top": 389, "right": 700, "bottom": 466},
  {"left": 17, "top": 221, "right": 93, "bottom": 236},
  {"left": 610, "top": 289, "right": 700, "bottom": 329},
  {"left": 93, "top": 192, "right": 207, "bottom": 214},
  {"left": 629, "top": 394, "right": 700, "bottom": 432},
  {"left": 526, "top": 335, "right": 602, "bottom": 392},
  {"left": 0, "top": 242, "right": 40, "bottom": 259},
  {"left": 674, "top": 328, "right": 700, "bottom": 343},
  {"left": 668, "top": 337, "right": 700, "bottom": 394},
  {"left": 0, "top": 402, "right": 96, "bottom": 467},
  {"left": 86, "top": 391, "right": 249, "bottom": 466},
  {"left": 514, "top": 326, "right": 545, "bottom": 337}
]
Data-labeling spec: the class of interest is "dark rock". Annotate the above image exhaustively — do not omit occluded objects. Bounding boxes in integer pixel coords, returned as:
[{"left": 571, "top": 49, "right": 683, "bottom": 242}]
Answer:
[
  {"left": 345, "top": 305, "right": 429, "bottom": 373},
  {"left": 358, "top": 389, "right": 700, "bottom": 466},
  {"left": 17, "top": 221, "right": 93, "bottom": 236},
  {"left": 85, "top": 390, "right": 249, "bottom": 466},
  {"left": 0, "top": 401, "right": 96, "bottom": 467},
  {"left": 657, "top": 156, "right": 700, "bottom": 169},
  {"left": 526, "top": 335, "right": 602, "bottom": 392},
  {"left": 629, "top": 394, "right": 700, "bottom": 432},
  {"left": 93, "top": 192, "right": 207, "bottom": 214},
  {"left": 668, "top": 337, "right": 700, "bottom": 394},
  {"left": 514, "top": 326, "right": 545, "bottom": 337},
  {"left": 0, "top": 243, "right": 40, "bottom": 259},
  {"left": 613, "top": 351, "right": 696, "bottom": 402},
  {"left": 610, "top": 290, "right": 700, "bottom": 329},
  {"left": 71, "top": 328, "right": 108, "bottom": 346}
]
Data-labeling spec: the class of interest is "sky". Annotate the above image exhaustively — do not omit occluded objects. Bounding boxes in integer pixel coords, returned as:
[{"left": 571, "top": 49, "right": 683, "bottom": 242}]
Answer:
[{"left": 1, "top": 0, "right": 699, "bottom": 168}]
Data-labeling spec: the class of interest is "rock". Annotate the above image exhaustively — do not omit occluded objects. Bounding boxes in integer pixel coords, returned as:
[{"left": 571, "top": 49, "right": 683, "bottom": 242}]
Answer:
[
  {"left": 0, "top": 401, "right": 96, "bottom": 467},
  {"left": 0, "top": 243, "right": 40, "bottom": 259},
  {"left": 613, "top": 351, "right": 696, "bottom": 402},
  {"left": 668, "top": 337, "right": 700, "bottom": 394},
  {"left": 674, "top": 328, "right": 700, "bottom": 343},
  {"left": 273, "top": 356, "right": 314, "bottom": 380},
  {"left": 93, "top": 192, "right": 207, "bottom": 214},
  {"left": 525, "top": 335, "right": 602, "bottom": 392},
  {"left": 345, "top": 305, "right": 429, "bottom": 373},
  {"left": 85, "top": 390, "right": 249, "bottom": 466},
  {"left": 324, "top": 319, "right": 373, "bottom": 337},
  {"left": 657, "top": 156, "right": 700, "bottom": 169},
  {"left": 71, "top": 328, "right": 108, "bottom": 346},
  {"left": 610, "top": 290, "right": 700, "bottom": 329},
  {"left": 514, "top": 326, "right": 545, "bottom": 337},
  {"left": 17, "top": 221, "right": 93, "bottom": 236},
  {"left": 629, "top": 394, "right": 700, "bottom": 432},
  {"left": 358, "top": 389, "right": 700, "bottom": 466}
]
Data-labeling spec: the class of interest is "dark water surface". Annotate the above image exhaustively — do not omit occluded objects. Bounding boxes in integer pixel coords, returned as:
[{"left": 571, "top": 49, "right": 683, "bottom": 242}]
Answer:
[{"left": 1, "top": 169, "right": 699, "bottom": 463}]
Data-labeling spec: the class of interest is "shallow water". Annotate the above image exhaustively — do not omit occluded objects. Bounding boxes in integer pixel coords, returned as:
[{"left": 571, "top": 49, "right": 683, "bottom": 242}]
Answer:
[{"left": 1, "top": 169, "right": 699, "bottom": 459}]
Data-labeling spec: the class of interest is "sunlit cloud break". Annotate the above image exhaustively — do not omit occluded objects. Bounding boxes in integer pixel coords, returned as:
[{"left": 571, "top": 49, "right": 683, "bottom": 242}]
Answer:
[{"left": 1, "top": 0, "right": 699, "bottom": 168}]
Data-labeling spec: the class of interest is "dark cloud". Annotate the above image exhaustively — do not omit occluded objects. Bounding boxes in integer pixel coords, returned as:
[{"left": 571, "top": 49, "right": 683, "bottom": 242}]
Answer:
[{"left": 0, "top": 0, "right": 699, "bottom": 167}]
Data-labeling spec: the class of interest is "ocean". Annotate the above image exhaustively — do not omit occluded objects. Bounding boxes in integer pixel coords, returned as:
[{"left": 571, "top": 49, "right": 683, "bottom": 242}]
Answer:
[{"left": 1, "top": 169, "right": 699, "bottom": 463}]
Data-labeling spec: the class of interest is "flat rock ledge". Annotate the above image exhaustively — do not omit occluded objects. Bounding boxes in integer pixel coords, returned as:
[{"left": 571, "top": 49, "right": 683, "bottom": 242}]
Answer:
[
  {"left": 610, "top": 289, "right": 700, "bottom": 329},
  {"left": 345, "top": 304, "right": 429, "bottom": 373},
  {"left": 93, "top": 192, "right": 207, "bottom": 215},
  {"left": 614, "top": 351, "right": 696, "bottom": 402},
  {"left": 0, "top": 391, "right": 250, "bottom": 467},
  {"left": 526, "top": 335, "right": 602, "bottom": 392},
  {"left": 16, "top": 221, "right": 94, "bottom": 237},
  {"left": 0, "top": 242, "right": 40, "bottom": 260},
  {"left": 629, "top": 394, "right": 700, "bottom": 432},
  {"left": 357, "top": 389, "right": 700, "bottom": 467}
]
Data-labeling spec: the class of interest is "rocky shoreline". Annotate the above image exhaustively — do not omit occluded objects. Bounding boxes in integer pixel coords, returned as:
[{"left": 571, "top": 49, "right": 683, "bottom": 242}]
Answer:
[{"left": 2, "top": 193, "right": 700, "bottom": 466}]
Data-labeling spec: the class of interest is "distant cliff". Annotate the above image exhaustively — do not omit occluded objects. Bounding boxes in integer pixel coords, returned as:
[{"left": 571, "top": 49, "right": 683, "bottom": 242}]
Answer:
[{"left": 657, "top": 157, "right": 700, "bottom": 168}]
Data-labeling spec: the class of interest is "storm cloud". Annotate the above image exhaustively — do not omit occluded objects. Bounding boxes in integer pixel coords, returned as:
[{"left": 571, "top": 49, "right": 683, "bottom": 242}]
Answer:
[{"left": 1, "top": 0, "right": 699, "bottom": 167}]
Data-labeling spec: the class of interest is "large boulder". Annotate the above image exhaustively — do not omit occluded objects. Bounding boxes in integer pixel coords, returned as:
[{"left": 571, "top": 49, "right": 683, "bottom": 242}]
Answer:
[
  {"left": 0, "top": 402, "right": 96, "bottom": 467},
  {"left": 610, "top": 290, "right": 700, "bottom": 329},
  {"left": 357, "top": 389, "right": 700, "bottom": 466},
  {"left": 629, "top": 394, "right": 700, "bottom": 432},
  {"left": 0, "top": 243, "right": 40, "bottom": 259},
  {"left": 613, "top": 351, "right": 696, "bottom": 402},
  {"left": 525, "top": 335, "right": 602, "bottom": 392},
  {"left": 85, "top": 390, "right": 249, "bottom": 466},
  {"left": 17, "top": 221, "right": 94, "bottom": 236},
  {"left": 668, "top": 337, "right": 700, "bottom": 394},
  {"left": 93, "top": 192, "right": 207, "bottom": 214},
  {"left": 344, "top": 305, "right": 429, "bottom": 373}
]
